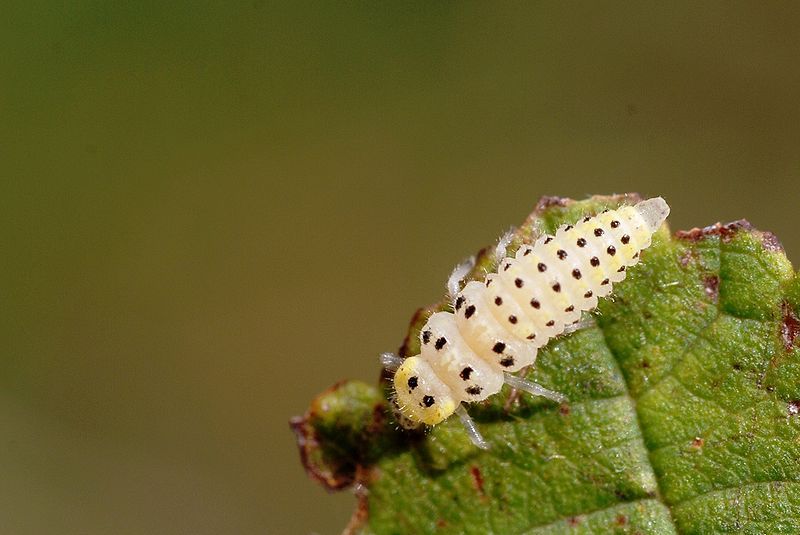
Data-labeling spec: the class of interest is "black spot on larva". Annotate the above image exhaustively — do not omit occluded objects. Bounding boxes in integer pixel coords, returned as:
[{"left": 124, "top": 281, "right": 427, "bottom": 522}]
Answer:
[
  {"left": 508, "top": 315, "right": 518, "bottom": 324},
  {"left": 465, "top": 305, "right": 476, "bottom": 318},
  {"left": 466, "top": 385, "right": 483, "bottom": 396},
  {"left": 407, "top": 376, "right": 418, "bottom": 389},
  {"left": 422, "top": 330, "right": 432, "bottom": 344},
  {"left": 523, "top": 248, "right": 532, "bottom": 256},
  {"left": 552, "top": 282, "right": 561, "bottom": 292},
  {"left": 493, "top": 342, "right": 506, "bottom": 353},
  {"left": 577, "top": 238, "right": 586, "bottom": 247},
  {"left": 494, "top": 296, "right": 503, "bottom": 306},
  {"left": 618, "top": 266, "right": 626, "bottom": 272},
  {"left": 590, "top": 257, "right": 600, "bottom": 267},
  {"left": 572, "top": 268, "right": 581, "bottom": 279},
  {"left": 583, "top": 216, "right": 590, "bottom": 222},
  {"left": 515, "top": 278, "right": 524, "bottom": 288},
  {"left": 633, "top": 252, "right": 639, "bottom": 258},
  {"left": 503, "top": 263, "right": 511, "bottom": 271},
  {"left": 485, "top": 279, "right": 492, "bottom": 287},
  {"left": 584, "top": 290, "right": 593, "bottom": 298},
  {"left": 546, "top": 320, "right": 555, "bottom": 327},
  {"left": 530, "top": 298, "right": 540, "bottom": 309},
  {"left": 607, "top": 245, "right": 616, "bottom": 256},
  {"left": 527, "top": 333, "right": 536, "bottom": 340},
  {"left": 602, "top": 209, "right": 609, "bottom": 213},
  {"left": 565, "top": 225, "right": 573, "bottom": 231},
  {"left": 544, "top": 237, "right": 553, "bottom": 244},
  {"left": 557, "top": 249, "right": 567, "bottom": 260},
  {"left": 422, "top": 395, "right": 435, "bottom": 407},
  {"left": 601, "top": 278, "right": 610, "bottom": 285},
  {"left": 621, "top": 234, "right": 630, "bottom": 244},
  {"left": 435, "top": 337, "right": 447, "bottom": 350},
  {"left": 611, "top": 220, "right": 620, "bottom": 228},
  {"left": 565, "top": 305, "right": 574, "bottom": 312},
  {"left": 460, "top": 367, "right": 473, "bottom": 380},
  {"left": 538, "top": 262, "right": 547, "bottom": 272},
  {"left": 455, "top": 296, "right": 464, "bottom": 310},
  {"left": 594, "top": 228, "right": 603, "bottom": 237},
  {"left": 500, "top": 356, "right": 515, "bottom": 367}
]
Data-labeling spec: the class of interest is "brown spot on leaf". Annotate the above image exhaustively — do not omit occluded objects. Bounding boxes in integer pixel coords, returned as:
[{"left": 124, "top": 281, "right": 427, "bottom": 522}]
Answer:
[
  {"left": 691, "top": 436, "right": 704, "bottom": 448},
  {"left": 675, "top": 220, "right": 752, "bottom": 244},
  {"left": 559, "top": 404, "right": 571, "bottom": 416},
  {"left": 679, "top": 249, "right": 694, "bottom": 267},
  {"left": 641, "top": 359, "right": 651, "bottom": 369},
  {"left": 762, "top": 231, "right": 784, "bottom": 252},
  {"left": 534, "top": 196, "right": 570, "bottom": 212},
  {"left": 703, "top": 274, "right": 719, "bottom": 302},
  {"left": 567, "top": 516, "right": 581, "bottom": 526},
  {"left": 470, "top": 465, "right": 486, "bottom": 497},
  {"left": 781, "top": 301, "right": 800, "bottom": 352},
  {"left": 614, "top": 489, "right": 631, "bottom": 500},
  {"left": 615, "top": 514, "right": 628, "bottom": 526}
]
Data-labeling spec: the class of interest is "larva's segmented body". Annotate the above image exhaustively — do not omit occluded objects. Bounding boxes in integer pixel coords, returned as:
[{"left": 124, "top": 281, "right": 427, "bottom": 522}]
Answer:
[{"left": 391, "top": 197, "right": 670, "bottom": 428}]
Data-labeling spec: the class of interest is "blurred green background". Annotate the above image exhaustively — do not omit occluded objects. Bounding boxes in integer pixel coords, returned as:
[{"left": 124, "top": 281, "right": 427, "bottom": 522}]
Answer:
[{"left": 2, "top": 2, "right": 800, "bottom": 534}]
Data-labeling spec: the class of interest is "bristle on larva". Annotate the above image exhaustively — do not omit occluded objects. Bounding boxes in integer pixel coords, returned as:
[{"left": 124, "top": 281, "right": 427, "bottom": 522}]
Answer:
[{"left": 389, "top": 197, "right": 670, "bottom": 429}]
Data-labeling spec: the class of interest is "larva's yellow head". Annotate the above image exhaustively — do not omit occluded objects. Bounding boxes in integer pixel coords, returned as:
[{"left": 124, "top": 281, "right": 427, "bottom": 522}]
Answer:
[{"left": 393, "top": 357, "right": 457, "bottom": 426}]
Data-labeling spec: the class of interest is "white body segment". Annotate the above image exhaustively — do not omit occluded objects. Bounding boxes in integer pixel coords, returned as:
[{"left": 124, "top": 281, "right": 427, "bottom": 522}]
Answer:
[{"left": 392, "top": 197, "right": 670, "bottom": 427}]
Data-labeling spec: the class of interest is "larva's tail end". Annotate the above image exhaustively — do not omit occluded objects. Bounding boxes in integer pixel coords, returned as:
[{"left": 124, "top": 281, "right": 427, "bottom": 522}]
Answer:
[{"left": 635, "top": 197, "right": 670, "bottom": 232}]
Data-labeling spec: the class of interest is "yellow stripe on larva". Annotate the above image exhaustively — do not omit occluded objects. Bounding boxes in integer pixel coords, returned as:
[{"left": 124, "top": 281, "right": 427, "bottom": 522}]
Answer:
[{"left": 392, "top": 197, "right": 669, "bottom": 426}]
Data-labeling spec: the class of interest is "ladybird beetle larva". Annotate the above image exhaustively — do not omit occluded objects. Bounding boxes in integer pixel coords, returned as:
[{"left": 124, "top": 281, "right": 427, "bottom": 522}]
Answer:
[{"left": 381, "top": 197, "right": 670, "bottom": 449}]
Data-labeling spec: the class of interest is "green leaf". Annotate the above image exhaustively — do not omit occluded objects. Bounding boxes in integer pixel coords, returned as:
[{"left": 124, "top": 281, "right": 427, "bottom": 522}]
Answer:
[{"left": 291, "top": 194, "right": 800, "bottom": 534}]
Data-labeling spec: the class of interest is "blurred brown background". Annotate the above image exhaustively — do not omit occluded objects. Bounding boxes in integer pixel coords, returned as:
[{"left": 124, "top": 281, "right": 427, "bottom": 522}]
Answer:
[{"left": 2, "top": 2, "right": 800, "bottom": 534}]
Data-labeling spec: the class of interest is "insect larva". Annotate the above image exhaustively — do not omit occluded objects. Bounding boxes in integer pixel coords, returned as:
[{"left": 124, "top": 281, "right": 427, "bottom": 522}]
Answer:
[{"left": 381, "top": 197, "right": 670, "bottom": 449}]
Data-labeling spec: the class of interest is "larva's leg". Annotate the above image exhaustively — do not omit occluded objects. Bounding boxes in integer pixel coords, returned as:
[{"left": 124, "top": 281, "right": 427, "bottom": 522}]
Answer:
[
  {"left": 494, "top": 229, "right": 515, "bottom": 260},
  {"left": 503, "top": 364, "right": 531, "bottom": 411},
  {"left": 351, "top": 480, "right": 369, "bottom": 498},
  {"left": 503, "top": 373, "right": 567, "bottom": 404},
  {"left": 380, "top": 352, "right": 404, "bottom": 372},
  {"left": 447, "top": 256, "right": 476, "bottom": 299},
  {"left": 454, "top": 404, "right": 490, "bottom": 450},
  {"left": 505, "top": 316, "right": 582, "bottom": 409},
  {"left": 561, "top": 316, "right": 596, "bottom": 336}
]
